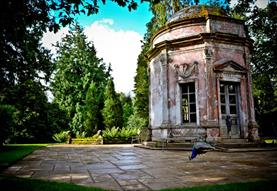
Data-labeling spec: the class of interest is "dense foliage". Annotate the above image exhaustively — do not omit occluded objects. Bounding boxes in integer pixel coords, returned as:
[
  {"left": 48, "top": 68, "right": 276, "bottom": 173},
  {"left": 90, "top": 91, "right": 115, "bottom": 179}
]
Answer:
[
  {"left": 119, "top": 93, "right": 134, "bottom": 127},
  {"left": 0, "top": 105, "right": 15, "bottom": 146},
  {"left": 251, "top": 2, "right": 277, "bottom": 136},
  {"left": 52, "top": 25, "right": 110, "bottom": 136},
  {"left": 102, "top": 79, "right": 124, "bottom": 129},
  {"left": 0, "top": 80, "right": 68, "bottom": 143},
  {"left": 0, "top": 1, "right": 55, "bottom": 143},
  {"left": 1, "top": 0, "right": 275, "bottom": 144},
  {"left": 102, "top": 126, "right": 140, "bottom": 143},
  {"left": 0, "top": 0, "right": 140, "bottom": 144},
  {"left": 232, "top": 0, "right": 277, "bottom": 136}
]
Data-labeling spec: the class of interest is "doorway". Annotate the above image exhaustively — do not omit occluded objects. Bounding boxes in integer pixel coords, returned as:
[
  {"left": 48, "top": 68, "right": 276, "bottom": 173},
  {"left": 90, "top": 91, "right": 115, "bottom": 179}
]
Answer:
[{"left": 220, "top": 82, "right": 241, "bottom": 138}]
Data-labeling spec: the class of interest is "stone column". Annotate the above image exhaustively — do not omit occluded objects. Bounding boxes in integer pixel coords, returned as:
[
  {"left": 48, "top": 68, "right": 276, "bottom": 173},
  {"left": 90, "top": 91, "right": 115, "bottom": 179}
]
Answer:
[
  {"left": 204, "top": 45, "right": 217, "bottom": 126},
  {"left": 245, "top": 47, "right": 259, "bottom": 141}
]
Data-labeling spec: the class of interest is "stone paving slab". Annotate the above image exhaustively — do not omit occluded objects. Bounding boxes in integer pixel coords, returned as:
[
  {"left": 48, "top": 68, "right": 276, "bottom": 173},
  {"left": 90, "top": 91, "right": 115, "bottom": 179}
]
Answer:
[{"left": 2, "top": 144, "right": 277, "bottom": 191}]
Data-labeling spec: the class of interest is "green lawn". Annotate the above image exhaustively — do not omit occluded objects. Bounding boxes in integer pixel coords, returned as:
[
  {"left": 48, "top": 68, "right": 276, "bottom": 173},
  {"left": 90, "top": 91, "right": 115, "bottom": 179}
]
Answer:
[
  {"left": 0, "top": 176, "right": 105, "bottom": 191},
  {"left": 0, "top": 176, "right": 276, "bottom": 191},
  {"left": 0, "top": 144, "right": 47, "bottom": 171}
]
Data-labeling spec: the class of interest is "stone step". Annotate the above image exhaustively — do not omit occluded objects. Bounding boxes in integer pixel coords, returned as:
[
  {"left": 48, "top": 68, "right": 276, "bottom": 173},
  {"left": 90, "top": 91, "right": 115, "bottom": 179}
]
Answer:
[
  {"left": 137, "top": 140, "right": 261, "bottom": 151},
  {"left": 219, "top": 138, "right": 248, "bottom": 144}
]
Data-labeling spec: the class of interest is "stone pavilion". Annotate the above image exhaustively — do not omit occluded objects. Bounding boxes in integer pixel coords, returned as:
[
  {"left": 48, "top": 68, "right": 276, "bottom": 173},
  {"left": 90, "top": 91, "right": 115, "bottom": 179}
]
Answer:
[{"left": 148, "top": 6, "right": 259, "bottom": 143}]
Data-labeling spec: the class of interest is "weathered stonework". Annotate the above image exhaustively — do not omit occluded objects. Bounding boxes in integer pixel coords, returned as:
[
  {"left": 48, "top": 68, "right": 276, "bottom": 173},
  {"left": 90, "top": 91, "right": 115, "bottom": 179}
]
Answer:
[{"left": 148, "top": 6, "right": 259, "bottom": 143}]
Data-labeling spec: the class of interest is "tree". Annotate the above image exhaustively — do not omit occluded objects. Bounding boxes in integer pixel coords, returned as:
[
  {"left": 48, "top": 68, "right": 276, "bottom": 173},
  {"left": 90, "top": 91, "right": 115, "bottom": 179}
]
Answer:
[
  {"left": 0, "top": 0, "right": 140, "bottom": 94},
  {"left": 249, "top": 2, "right": 277, "bottom": 136},
  {"left": 46, "top": 103, "right": 69, "bottom": 135},
  {"left": 52, "top": 24, "right": 109, "bottom": 134},
  {"left": 102, "top": 79, "right": 124, "bottom": 129},
  {"left": 84, "top": 82, "right": 104, "bottom": 136},
  {"left": 0, "top": 105, "right": 15, "bottom": 146},
  {"left": 0, "top": 0, "right": 140, "bottom": 141},
  {"left": 149, "top": 0, "right": 230, "bottom": 24},
  {"left": 232, "top": 1, "right": 277, "bottom": 136},
  {"left": 2, "top": 80, "right": 57, "bottom": 143},
  {"left": 0, "top": 0, "right": 53, "bottom": 92},
  {"left": 119, "top": 93, "right": 134, "bottom": 127},
  {"left": 134, "top": 46, "right": 150, "bottom": 121},
  {"left": 133, "top": 1, "right": 168, "bottom": 124}
]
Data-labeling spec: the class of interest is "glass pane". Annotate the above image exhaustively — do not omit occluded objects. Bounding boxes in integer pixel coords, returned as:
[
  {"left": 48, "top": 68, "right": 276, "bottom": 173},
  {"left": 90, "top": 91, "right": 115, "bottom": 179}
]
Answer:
[
  {"left": 228, "top": 84, "right": 236, "bottom": 93},
  {"left": 181, "top": 82, "right": 196, "bottom": 123},
  {"left": 221, "top": 105, "right": 226, "bottom": 114},
  {"left": 190, "top": 114, "right": 196, "bottom": 122},
  {"left": 188, "top": 83, "right": 195, "bottom": 93},
  {"left": 230, "top": 106, "right": 237, "bottom": 114},
  {"left": 229, "top": 95, "right": 236, "bottom": 104},
  {"left": 220, "top": 94, "right": 225, "bottom": 103},
  {"left": 183, "top": 105, "right": 189, "bottom": 122},
  {"left": 190, "top": 104, "right": 196, "bottom": 112},
  {"left": 182, "top": 97, "right": 188, "bottom": 106},
  {"left": 220, "top": 83, "right": 225, "bottom": 93},
  {"left": 189, "top": 94, "right": 195, "bottom": 102},
  {"left": 182, "top": 90, "right": 188, "bottom": 97},
  {"left": 181, "top": 84, "right": 188, "bottom": 93}
]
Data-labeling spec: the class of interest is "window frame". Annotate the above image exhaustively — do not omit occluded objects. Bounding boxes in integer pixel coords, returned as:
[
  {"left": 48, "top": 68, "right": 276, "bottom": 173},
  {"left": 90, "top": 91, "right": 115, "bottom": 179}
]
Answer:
[{"left": 180, "top": 82, "right": 197, "bottom": 124}]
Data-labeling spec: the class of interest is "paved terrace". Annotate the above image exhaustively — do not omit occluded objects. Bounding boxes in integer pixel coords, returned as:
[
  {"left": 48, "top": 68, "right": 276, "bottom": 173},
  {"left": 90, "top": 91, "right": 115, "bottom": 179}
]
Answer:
[{"left": 2, "top": 144, "right": 277, "bottom": 190}]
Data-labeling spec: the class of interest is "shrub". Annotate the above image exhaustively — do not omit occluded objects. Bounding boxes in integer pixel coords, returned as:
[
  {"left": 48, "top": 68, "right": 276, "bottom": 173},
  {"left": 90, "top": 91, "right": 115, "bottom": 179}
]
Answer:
[
  {"left": 119, "top": 127, "right": 140, "bottom": 140},
  {"left": 0, "top": 104, "right": 15, "bottom": 145},
  {"left": 71, "top": 131, "right": 103, "bottom": 144},
  {"left": 126, "top": 114, "right": 149, "bottom": 142},
  {"left": 52, "top": 131, "right": 69, "bottom": 143},
  {"left": 126, "top": 114, "right": 147, "bottom": 129},
  {"left": 102, "top": 126, "right": 140, "bottom": 143},
  {"left": 75, "top": 131, "right": 87, "bottom": 138},
  {"left": 102, "top": 127, "right": 119, "bottom": 140},
  {"left": 71, "top": 137, "right": 103, "bottom": 144}
]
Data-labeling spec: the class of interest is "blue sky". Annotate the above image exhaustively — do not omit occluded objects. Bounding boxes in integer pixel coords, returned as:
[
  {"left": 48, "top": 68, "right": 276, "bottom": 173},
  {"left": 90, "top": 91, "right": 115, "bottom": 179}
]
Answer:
[
  {"left": 43, "top": 2, "right": 153, "bottom": 94},
  {"left": 75, "top": 1, "right": 153, "bottom": 35},
  {"left": 42, "top": 0, "right": 268, "bottom": 95}
]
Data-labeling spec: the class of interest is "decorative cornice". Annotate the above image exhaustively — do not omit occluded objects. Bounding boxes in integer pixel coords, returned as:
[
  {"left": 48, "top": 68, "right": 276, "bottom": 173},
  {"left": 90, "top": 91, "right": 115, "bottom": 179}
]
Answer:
[
  {"left": 151, "top": 14, "right": 245, "bottom": 46},
  {"left": 147, "top": 32, "right": 252, "bottom": 60}
]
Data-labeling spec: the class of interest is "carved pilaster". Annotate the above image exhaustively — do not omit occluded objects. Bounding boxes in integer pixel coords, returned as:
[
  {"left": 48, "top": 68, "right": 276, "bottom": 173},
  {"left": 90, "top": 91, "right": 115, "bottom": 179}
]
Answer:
[{"left": 159, "top": 52, "right": 169, "bottom": 124}]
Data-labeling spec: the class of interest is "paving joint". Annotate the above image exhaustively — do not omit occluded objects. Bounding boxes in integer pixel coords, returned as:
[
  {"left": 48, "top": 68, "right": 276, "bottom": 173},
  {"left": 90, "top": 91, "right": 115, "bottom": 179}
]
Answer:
[{"left": 1, "top": 144, "right": 277, "bottom": 190}]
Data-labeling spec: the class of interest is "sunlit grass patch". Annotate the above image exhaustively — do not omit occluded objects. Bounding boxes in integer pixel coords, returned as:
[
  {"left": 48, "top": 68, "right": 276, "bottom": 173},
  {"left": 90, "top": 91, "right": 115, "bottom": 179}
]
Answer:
[
  {"left": 0, "top": 144, "right": 47, "bottom": 171},
  {"left": 0, "top": 176, "right": 105, "bottom": 191}
]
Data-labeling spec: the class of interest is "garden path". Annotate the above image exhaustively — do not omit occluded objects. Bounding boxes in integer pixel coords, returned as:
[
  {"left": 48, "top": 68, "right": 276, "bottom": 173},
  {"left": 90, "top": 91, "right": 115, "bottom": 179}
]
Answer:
[{"left": 2, "top": 144, "right": 277, "bottom": 190}]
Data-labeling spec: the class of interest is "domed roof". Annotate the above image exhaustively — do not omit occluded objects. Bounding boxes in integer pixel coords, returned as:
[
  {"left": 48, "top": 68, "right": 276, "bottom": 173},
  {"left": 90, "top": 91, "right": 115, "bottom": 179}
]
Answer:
[{"left": 167, "top": 5, "right": 228, "bottom": 23}]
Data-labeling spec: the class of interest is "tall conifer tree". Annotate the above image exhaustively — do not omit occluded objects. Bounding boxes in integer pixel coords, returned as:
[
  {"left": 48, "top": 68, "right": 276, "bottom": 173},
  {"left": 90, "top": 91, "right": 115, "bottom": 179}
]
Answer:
[
  {"left": 102, "top": 79, "right": 124, "bottom": 129},
  {"left": 52, "top": 24, "right": 109, "bottom": 134}
]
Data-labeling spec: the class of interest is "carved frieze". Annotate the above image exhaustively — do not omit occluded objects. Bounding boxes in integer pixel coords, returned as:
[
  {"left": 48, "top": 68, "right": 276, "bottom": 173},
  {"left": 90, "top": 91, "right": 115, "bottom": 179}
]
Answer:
[{"left": 174, "top": 61, "right": 198, "bottom": 79}]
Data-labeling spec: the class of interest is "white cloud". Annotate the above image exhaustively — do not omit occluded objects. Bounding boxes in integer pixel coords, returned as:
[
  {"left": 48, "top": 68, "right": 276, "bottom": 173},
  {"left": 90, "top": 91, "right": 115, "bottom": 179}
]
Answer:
[
  {"left": 231, "top": 0, "right": 268, "bottom": 8},
  {"left": 41, "top": 27, "right": 69, "bottom": 55},
  {"left": 84, "top": 19, "right": 143, "bottom": 94},
  {"left": 41, "top": 19, "right": 142, "bottom": 94},
  {"left": 97, "top": 18, "right": 114, "bottom": 25}
]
